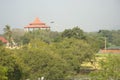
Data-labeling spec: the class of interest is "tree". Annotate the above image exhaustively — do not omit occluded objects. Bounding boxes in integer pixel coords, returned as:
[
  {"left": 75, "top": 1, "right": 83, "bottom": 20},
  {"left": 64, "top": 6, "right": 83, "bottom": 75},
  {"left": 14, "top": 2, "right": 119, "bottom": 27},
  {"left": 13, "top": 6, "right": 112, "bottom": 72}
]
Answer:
[
  {"left": 111, "top": 30, "right": 120, "bottom": 46},
  {"left": 21, "top": 30, "right": 61, "bottom": 45},
  {"left": 3, "top": 25, "right": 12, "bottom": 43},
  {"left": 51, "top": 38, "right": 95, "bottom": 74},
  {"left": 0, "top": 41, "right": 4, "bottom": 46},
  {"left": 61, "top": 27, "right": 86, "bottom": 39},
  {"left": 0, "top": 47, "right": 23, "bottom": 80},
  {"left": 0, "top": 65, "right": 8, "bottom": 80},
  {"left": 11, "top": 28, "right": 25, "bottom": 45},
  {"left": 90, "top": 54, "right": 120, "bottom": 80},
  {"left": 98, "top": 30, "right": 120, "bottom": 46},
  {"left": 16, "top": 39, "right": 71, "bottom": 80}
]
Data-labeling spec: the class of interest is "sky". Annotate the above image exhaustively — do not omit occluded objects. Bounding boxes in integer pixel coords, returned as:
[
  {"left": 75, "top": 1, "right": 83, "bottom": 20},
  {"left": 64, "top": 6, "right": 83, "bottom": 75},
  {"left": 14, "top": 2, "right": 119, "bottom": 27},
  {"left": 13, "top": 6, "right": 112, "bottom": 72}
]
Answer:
[{"left": 0, "top": 0, "right": 120, "bottom": 33}]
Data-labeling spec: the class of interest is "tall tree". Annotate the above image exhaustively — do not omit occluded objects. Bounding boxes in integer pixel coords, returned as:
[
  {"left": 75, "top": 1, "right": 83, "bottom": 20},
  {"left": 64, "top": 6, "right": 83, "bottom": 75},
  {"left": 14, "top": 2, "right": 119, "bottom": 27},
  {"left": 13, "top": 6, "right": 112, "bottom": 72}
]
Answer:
[
  {"left": 61, "top": 27, "right": 86, "bottom": 39},
  {"left": 3, "top": 25, "right": 12, "bottom": 44}
]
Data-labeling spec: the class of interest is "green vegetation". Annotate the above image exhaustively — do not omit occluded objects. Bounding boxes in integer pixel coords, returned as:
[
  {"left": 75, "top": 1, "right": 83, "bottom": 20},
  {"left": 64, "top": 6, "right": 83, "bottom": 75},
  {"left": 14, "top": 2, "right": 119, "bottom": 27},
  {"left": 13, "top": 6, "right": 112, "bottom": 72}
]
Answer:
[
  {"left": 87, "top": 29, "right": 120, "bottom": 47},
  {"left": 3, "top": 25, "right": 12, "bottom": 44},
  {"left": 0, "top": 26, "right": 120, "bottom": 80},
  {"left": 90, "top": 54, "right": 120, "bottom": 80},
  {"left": 0, "top": 65, "right": 7, "bottom": 80}
]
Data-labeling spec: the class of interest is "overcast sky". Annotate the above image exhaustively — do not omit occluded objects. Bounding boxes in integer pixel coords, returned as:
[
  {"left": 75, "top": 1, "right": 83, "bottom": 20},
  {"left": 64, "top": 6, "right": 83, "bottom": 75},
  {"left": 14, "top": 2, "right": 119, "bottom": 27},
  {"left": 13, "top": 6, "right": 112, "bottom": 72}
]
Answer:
[{"left": 0, "top": 0, "right": 120, "bottom": 33}]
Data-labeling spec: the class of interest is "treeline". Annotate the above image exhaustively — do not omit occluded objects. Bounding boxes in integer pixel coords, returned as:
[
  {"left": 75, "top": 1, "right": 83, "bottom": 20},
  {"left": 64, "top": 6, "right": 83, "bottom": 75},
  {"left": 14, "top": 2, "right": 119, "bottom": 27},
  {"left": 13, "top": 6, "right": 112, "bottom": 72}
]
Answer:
[
  {"left": 0, "top": 26, "right": 120, "bottom": 80},
  {"left": 87, "top": 29, "right": 120, "bottom": 47}
]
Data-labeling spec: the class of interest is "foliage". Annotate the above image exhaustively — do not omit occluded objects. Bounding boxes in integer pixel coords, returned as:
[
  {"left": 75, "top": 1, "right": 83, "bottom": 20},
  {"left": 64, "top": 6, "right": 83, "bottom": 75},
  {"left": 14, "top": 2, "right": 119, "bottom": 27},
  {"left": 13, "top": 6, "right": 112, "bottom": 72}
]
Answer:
[
  {"left": 0, "top": 47, "right": 24, "bottom": 80},
  {"left": 98, "top": 30, "right": 120, "bottom": 46},
  {"left": 90, "top": 54, "right": 120, "bottom": 80},
  {"left": 0, "top": 41, "right": 4, "bottom": 46},
  {"left": 14, "top": 37, "right": 96, "bottom": 79},
  {"left": 0, "top": 65, "right": 8, "bottom": 80},
  {"left": 11, "top": 28, "right": 24, "bottom": 45},
  {"left": 3, "top": 25, "right": 12, "bottom": 43},
  {"left": 17, "top": 39, "right": 70, "bottom": 80},
  {"left": 50, "top": 38, "right": 95, "bottom": 74},
  {"left": 1, "top": 26, "right": 119, "bottom": 80},
  {"left": 61, "top": 27, "right": 86, "bottom": 39},
  {"left": 21, "top": 30, "right": 61, "bottom": 44}
]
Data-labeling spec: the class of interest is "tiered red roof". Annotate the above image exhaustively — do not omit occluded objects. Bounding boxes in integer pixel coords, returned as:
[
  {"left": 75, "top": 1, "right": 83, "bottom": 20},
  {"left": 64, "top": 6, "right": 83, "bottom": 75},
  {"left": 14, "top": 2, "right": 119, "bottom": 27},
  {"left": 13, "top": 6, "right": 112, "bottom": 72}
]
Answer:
[
  {"left": 24, "top": 17, "right": 49, "bottom": 28},
  {"left": 0, "top": 36, "right": 8, "bottom": 43}
]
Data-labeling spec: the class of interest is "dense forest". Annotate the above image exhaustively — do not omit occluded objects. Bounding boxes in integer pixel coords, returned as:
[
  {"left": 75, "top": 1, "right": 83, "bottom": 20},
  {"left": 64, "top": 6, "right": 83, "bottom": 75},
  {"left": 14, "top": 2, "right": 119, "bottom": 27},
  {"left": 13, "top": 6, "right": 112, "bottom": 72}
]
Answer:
[{"left": 0, "top": 25, "right": 120, "bottom": 80}]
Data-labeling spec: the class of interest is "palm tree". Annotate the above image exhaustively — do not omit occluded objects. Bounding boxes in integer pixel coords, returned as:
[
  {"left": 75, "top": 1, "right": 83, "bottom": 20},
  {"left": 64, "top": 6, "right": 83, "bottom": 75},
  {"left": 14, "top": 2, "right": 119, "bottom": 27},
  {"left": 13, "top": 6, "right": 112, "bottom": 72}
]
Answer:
[{"left": 3, "top": 25, "right": 12, "bottom": 46}]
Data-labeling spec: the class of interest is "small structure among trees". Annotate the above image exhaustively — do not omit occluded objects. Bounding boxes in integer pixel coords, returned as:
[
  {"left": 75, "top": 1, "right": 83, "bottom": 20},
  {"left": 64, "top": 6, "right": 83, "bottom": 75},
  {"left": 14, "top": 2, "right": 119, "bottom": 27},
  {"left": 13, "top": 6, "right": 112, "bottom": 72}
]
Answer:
[
  {"left": 100, "top": 46, "right": 120, "bottom": 53},
  {"left": 0, "top": 36, "right": 8, "bottom": 44},
  {"left": 24, "top": 17, "right": 50, "bottom": 32}
]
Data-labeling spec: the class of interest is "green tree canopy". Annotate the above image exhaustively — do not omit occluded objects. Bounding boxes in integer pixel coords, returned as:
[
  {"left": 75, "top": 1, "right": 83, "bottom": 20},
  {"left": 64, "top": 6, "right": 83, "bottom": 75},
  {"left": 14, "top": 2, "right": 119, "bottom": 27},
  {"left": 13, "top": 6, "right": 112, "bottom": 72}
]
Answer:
[
  {"left": 0, "top": 65, "right": 8, "bottom": 80},
  {"left": 50, "top": 38, "right": 95, "bottom": 74},
  {"left": 61, "top": 27, "right": 86, "bottom": 39},
  {"left": 16, "top": 39, "right": 71, "bottom": 80},
  {"left": 90, "top": 54, "right": 120, "bottom": 80},
  {"left": 0, "top": 47, "right": 25, "bottom": 80}
]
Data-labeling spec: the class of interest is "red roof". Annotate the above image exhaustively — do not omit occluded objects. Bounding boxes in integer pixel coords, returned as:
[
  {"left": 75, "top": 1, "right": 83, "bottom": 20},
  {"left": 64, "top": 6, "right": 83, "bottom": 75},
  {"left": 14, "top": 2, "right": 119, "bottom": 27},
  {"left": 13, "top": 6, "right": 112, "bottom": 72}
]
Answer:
[
  {"left": 24, "top": 17, "right": 49, "bottom": 28},
  {"left": 0, "top": 36, "right": 8, "bottom": 43}
]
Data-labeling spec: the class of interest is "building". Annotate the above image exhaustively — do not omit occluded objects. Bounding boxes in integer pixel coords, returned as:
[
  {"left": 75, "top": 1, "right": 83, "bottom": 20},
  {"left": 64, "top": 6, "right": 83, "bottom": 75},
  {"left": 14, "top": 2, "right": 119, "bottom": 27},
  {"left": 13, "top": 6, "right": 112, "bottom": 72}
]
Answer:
[
  {"left": 24, "top": 17, "right": 50, "bottom": 32},
  {"left": 0, "top": 36, "right": 8, "bottom": 43},
  {"left": 100, "top": 46, "right": 120, "bottom": 53}
]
